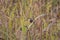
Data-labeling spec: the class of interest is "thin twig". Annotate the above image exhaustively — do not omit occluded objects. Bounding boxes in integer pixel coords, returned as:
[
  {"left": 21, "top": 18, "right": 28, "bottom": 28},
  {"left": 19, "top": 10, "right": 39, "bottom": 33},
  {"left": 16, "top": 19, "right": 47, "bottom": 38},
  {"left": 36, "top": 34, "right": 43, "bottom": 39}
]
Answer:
[
  {"left": 28, "top": 14, "right": 46, "bottom": 29},
  {"left": 15, "top": 14, "right": 46, "bottom": 33}
]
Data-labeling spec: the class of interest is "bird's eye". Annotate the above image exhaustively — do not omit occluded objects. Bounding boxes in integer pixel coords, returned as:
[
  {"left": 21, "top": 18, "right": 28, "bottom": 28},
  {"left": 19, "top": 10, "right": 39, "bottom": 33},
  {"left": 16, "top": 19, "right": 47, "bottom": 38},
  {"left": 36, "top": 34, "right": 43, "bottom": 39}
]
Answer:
[{"left": 30, "top": 18, "right": 33, "bottom": 23}]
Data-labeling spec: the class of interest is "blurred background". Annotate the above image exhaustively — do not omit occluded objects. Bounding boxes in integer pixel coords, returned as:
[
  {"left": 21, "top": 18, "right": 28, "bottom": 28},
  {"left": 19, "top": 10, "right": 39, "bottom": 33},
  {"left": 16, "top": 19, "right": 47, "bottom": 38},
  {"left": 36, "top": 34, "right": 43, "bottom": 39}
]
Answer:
[{"left": 0, "top": 0, "right": 60, "bottom": 40}]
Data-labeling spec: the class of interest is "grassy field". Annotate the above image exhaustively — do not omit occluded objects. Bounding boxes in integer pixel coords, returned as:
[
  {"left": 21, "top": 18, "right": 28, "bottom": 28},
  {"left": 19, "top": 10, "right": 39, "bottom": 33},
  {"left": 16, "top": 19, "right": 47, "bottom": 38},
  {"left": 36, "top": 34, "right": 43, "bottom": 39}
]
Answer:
[{"left": 0, "top": 0, "right": 60, "bottom": 40}]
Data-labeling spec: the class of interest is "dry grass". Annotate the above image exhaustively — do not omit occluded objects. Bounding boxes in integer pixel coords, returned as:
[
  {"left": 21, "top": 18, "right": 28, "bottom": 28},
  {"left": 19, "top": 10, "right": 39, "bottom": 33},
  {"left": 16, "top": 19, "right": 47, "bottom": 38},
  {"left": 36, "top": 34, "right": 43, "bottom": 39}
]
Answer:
[{"left": 0, "top": 0, "right": 60, "bottom": 40}]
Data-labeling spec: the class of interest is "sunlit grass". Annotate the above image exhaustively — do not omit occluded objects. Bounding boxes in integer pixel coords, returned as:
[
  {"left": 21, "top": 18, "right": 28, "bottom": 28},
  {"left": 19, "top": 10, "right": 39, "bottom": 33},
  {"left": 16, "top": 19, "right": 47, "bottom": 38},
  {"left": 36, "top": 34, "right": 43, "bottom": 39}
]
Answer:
[{"left": 0, "top": 0, "right": 60, "bottom": 40}]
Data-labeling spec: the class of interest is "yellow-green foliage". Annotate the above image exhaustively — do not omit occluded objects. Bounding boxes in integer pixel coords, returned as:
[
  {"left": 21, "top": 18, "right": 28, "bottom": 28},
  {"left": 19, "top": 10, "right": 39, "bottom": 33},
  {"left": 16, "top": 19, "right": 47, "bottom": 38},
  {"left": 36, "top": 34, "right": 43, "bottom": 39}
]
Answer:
[{"left": 0, "top": 0, "right": 60, "bottom": 40}]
